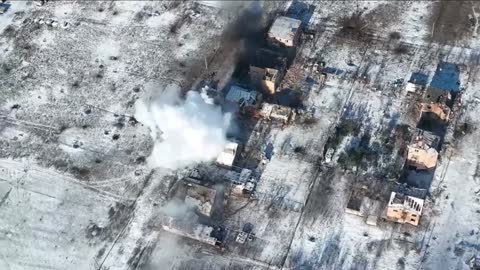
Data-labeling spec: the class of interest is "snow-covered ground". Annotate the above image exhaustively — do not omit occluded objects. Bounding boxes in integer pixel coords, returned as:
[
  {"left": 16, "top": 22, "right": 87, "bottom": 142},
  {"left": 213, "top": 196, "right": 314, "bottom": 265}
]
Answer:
[
  {"left": 419, "top": 73, "right": 480, "bottom": 270},
  {"left": 0, "top": 159, "right": 116, "bottom": 269},
  {"left": 0, "top": 1, "right": 233, "bottom": 269}
]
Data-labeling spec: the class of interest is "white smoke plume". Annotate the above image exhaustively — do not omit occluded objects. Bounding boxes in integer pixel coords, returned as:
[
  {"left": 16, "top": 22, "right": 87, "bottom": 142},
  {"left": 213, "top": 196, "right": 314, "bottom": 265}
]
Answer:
[
  {"left": 159, "top": 198, "right": 195, "bottom": 218},
  {"left": 135, "top": 84, "right": 231, "bottom": 170}
]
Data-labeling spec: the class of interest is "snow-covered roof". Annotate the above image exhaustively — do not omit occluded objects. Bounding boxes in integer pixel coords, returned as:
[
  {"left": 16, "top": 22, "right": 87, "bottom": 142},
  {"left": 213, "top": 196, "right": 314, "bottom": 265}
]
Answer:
[
  {"left": 268, "top": 16, "right": 302, "bottom": 42},
  {"left": 216, "top": 141, "right": 238, "bottom": 167},
  {"left": 225, "top": 85, "right": 258, "bottom": 106},
  {"left": 405, "top": 82, "right": 422, "bottom": 93}
]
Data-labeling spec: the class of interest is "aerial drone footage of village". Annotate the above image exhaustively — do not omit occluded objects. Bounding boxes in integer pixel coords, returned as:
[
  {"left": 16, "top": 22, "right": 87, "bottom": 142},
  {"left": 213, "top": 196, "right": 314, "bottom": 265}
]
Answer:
[{"left": 1, "top": 0, "right": 480, "bottom": 269}]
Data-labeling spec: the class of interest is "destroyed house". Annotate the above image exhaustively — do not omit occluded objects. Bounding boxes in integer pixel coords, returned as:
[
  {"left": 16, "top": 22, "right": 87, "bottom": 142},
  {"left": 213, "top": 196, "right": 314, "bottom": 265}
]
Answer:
[
  {"left": 422, "top": 87, "right": 452, "bottom": 123},
  {"left": 184, "top": 182, "right": 216, "bottom": 217},
  {"left": 225, "top": 168, "right": 256, "bottom": 194},
  {"left": 423, "top": 62, "right": 460, "bottom": 106},
  {"left": 416, "top": 110, "right": 448, "bottom": 138},
  {"left": 161, "top": 216, "right": 222, "bottom": 246},
  {"left": 406, "top": 129, "right": 440, "bottom": 170},
  {"left": 225, "top": 85, "right": 261, "bottom": 108},
  {"left": 405, "top": 72, "right": 428, "bottom": 94},
  {"left": 385, "top": 186, "right": 426, "bottom": 226},
  {"left": 421, "top": 63, "right": 460, "bottom": 121},
  {"left": 424, "top": 86, "right": 452, "bottom": 104},
  {"left": 189, "top": 164, "right": 254, "bottom": 186},
  {"left": 345, "top": 189, "right": 383, "bottom": 226},
  {"left": 267, "top": 16, "right": 302, "bottom": 47},
  {"left": 187, "top": 165, "right": 256, "bottom": 195},
  {"left": 224, "top": 168, "right": 253, "bottom": 185},
  {"left": 259, "top": 103, "right": 295, "bottom": 123},
  {"left": 421, "top": 102, "right": 451, "bottom": 122},
  {"left": 249, "top": 49, "right": 286, "bottom": 94}
]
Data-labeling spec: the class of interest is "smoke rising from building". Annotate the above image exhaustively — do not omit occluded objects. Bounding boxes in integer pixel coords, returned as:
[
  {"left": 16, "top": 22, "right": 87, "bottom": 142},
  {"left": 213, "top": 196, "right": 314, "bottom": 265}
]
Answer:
[
  {"left": 135, "top": 84, "right": 231, "bottom": 170},
  {"left": 223, "top": 1, "right": 264, "bottom": 43},
  {"left": 159, "top": 198, "right": 195, "bottom": 218}
]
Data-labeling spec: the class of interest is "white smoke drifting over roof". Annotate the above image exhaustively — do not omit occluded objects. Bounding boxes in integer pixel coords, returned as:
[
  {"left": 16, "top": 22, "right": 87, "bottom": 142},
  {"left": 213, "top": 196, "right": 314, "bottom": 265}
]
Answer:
[{"left": 135, "top": 84, "right": 231, "bottom": 170}]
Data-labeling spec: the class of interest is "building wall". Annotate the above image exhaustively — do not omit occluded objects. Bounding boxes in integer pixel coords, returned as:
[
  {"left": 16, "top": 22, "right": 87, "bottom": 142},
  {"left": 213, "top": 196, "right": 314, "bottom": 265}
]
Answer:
[
  {"left": 386, "top": 205, "right": 404, "bottom": 220},
  {"left": 249, "top": 66, "right": 264, "bottom": 84},
  {"left": 345, "top": 208, "right": 364, "bottom": 217},
  {"left": 406, "top": 146, "right": 439, "bottom": 170},
  {"left": 421, "top": 102, "right": 450, "bottom": 121},
  {"left": 268, "top": 34, "right": 294, "bottom": 47},
  {"left": 249, "top": 66, "right": 277, "bottom": 94},
  {"left": 262, "top": 80, "right": 275, "bottom": 94},
  {"left": 386, "top": 206, "right": 420, "bottom": 226},
  {"left": 404, "top": 211, "right": 420, "bottom": 226}
]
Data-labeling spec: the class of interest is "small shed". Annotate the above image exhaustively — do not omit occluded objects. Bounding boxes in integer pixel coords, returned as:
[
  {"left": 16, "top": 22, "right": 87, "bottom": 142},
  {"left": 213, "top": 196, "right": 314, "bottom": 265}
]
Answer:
[{"left": 405, "top": 72, "right": 428, "bottom": 94}]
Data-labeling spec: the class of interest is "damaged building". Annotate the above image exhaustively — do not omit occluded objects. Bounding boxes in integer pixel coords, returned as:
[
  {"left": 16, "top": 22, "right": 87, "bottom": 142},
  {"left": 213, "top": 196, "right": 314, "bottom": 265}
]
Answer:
[
  {"left": 249, "top": 49, "right": 287, "bottom": 94},
  {"left": 385, "top": 186, "right": 427, "bottom": 226},
  {"left": 184, "top": 182, "right": 217, "bottom": 217},
  {"left": 187, "top": 164, "right": 256, "bottom": 195},
  {"left": 161, "top": 216, "right": 224, "bottom": 246},
  {"left": 345, "top": 188, "right": 383, "bottom": 226},
  {"left": 258, "top": 103, "right": 296, "bottom": 124},
  {"left": 421, "top": 62, "right": 460, "bottom": 122},
  {"left": 225, "top": 85, "right": 262, "bottom": 109},
  {"left": 225, "top": 168, "right": 256, "bottom": 195},
  {"left": 406, "top": 129, "right": 440, "bottom": 170},
  {"left": 267, "top": 16, "right": 302, "bottom": 47},
  {"left": 421, "top": 90, "right": 452, "bottom": 122}
]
